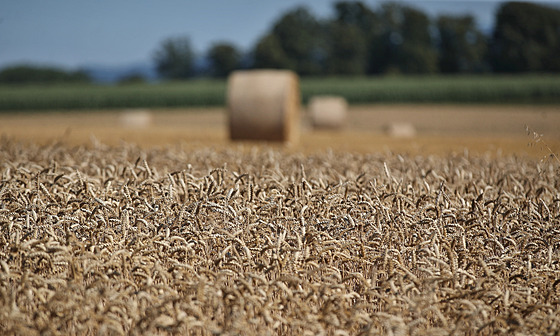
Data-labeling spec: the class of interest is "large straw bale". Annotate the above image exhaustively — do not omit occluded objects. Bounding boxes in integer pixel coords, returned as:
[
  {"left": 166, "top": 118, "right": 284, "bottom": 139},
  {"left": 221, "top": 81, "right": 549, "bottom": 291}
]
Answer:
[
  {"left": 227, "top": 70, "right": 300, "bottom": 143},
  {"left": 308, "top": 96, "right": 348, "bottom": 130}
]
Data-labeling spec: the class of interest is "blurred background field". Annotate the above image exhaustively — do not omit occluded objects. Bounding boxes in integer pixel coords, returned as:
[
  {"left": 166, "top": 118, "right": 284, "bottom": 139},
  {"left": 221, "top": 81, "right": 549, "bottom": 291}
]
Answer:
[
  {"left": 1, "top": 75, "right": 560, "bottom": 111},
  {"left": 1, "top": 104, "right": 558, "bottom": 158}
]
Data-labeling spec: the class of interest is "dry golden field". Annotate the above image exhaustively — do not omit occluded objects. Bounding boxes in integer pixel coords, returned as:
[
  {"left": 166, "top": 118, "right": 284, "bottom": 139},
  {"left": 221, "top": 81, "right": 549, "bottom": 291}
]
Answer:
[
  {"left": 1, "top": 105, "right": 560, "bottom": 335},
  {"left": 0, "top": 104, "right": 559, "bottom": 156}
]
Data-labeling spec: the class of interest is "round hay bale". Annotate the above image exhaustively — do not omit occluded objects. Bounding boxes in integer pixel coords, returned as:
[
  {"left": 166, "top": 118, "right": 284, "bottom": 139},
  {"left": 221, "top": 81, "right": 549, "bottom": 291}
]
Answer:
[
  {"left": 227, "top": 70, "right": 300, "bottom": 143},
  {"left": 385, "top": 122, "right": 417, "bottom": 138},
  {"left": 119, "top": 109, "right": 153, "bottom": 128},
  {"left": 308, "top": 95, "right": 348, "bottom": 130}
]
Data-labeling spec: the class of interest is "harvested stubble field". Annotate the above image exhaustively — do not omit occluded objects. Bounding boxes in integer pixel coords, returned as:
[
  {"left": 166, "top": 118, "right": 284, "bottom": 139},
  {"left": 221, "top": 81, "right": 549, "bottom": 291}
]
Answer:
[{"left": 1, "top": 105, "right": 560, "bottom": 335}]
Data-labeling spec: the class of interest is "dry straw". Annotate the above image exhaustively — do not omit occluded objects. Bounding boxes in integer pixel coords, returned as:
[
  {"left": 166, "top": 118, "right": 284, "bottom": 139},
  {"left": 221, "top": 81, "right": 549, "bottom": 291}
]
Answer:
[
  {"left": 385, "top": 122, "right": 416, "bottom": 138},
  {"left": 308, "top": 95, "right": 348, "bottom": 130},
  {"left": 119, "top": 109, "right": 153, "bottom": 128},
  {"left": 119, "top": 109, "right": 154, "bottom": 128},
  {"left": 227, "top": 70, "right": 300, "bottom": 143},
  {"left": 1, "top": 140, "right": 559, "bottom": 335}
]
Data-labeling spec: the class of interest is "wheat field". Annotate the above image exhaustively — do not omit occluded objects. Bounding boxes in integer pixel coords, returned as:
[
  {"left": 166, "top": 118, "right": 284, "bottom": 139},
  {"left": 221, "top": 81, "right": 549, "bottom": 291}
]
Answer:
[
  {"left": 1, "top": 134, "right": 559, "bottom": 334},
  {"left": 1, "top": 105, "right": 559, "bottom": 334}
]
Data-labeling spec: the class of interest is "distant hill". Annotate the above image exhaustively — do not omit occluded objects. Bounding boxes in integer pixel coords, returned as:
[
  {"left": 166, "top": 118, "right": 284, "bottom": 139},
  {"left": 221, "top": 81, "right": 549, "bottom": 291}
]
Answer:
[
  {"left": 82, "top": 57, "right": 213, "bottom": 83},
  {"left": 82, "top": 62, "right": 158, "bottom": 83}
]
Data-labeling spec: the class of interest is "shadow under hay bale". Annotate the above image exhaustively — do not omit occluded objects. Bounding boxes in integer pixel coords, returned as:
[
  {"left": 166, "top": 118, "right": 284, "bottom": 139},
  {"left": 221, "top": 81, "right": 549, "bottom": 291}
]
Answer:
[
  {"left": 308, "top": 96, "right": 347, "bottom": 130},
  {"left": 119, "top": 109, "right": 153, "bottom": 128},
  {"left": 385, "top": 122, "right": 417, "bottom": 138},
  {"left": 227, "top": 70, "right": 300, "bottom": 143}
]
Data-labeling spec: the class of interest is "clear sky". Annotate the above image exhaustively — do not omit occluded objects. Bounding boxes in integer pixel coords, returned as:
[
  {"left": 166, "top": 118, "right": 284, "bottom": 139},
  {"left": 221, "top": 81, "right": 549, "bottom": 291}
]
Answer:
[{"left": 1, "top": 1, "right": 558, "bottom": 69}]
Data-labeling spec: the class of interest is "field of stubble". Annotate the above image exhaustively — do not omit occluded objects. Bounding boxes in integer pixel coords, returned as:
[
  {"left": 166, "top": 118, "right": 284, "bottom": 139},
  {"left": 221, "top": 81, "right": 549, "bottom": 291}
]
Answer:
[{"left": 1, "top": 105, "right": 560, "bottom": 335}]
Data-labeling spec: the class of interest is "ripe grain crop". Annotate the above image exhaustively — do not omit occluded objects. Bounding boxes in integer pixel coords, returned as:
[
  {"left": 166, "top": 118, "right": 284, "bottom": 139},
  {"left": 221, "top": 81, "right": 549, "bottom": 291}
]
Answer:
[{"left": 1, "top": 140, "right": 559, "bottom": 335}]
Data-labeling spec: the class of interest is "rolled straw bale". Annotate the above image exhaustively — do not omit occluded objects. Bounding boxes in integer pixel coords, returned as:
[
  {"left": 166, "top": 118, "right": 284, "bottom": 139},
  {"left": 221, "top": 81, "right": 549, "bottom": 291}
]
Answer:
[
  {"left": 227, "top": 70, "right": 300, "bottom": 143},
  {"left": 385, "top": 122, "right": 416, "bottom": 138},
  {"left": 119, "top": 109, "right": 153, "bottom": 128},
  {"left": 308, "top": 96, "right": 348, "bottom": 130}
]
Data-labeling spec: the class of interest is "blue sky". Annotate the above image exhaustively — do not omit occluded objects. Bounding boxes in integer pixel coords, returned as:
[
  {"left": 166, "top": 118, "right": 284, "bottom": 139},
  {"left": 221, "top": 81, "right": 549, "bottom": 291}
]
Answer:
[{"left": 1, "top": 1, "right": 558, "bottom": 69}]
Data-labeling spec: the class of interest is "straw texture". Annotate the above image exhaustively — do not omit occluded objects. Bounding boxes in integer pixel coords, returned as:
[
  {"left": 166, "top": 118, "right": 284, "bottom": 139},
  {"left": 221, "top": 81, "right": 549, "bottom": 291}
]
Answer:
[
  {"left": 227, "top": 70, "right": 300, "bottom": 143},
  {"left": 119, "top": 109, "right": 153, "bottom": 128},
  {"left": 385, "top": 122, "right": 416, "bottom": 138},
  {"left": 308, "top": 96, "right": 347, "bottom": 129}
]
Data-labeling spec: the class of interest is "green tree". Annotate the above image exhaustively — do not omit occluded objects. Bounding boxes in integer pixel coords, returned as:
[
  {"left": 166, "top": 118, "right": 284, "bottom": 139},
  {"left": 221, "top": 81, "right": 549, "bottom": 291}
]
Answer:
[
  {"left": 397, "top": 42, "right": 438, "bottom": 74},
  {"left": 370, "top": 3, "right": 438, "bottom": 74},
  {"left": 325, "top": 22, "right": 368, "bottom": 75},
  {"left": 0, "top": 65, "right": 91, "bottom": 84},
  {"left": 491, "top": 1, "right": 560, "bottom": 72},
  {"left": 399, "top": 6, "right": 438, "bottom": 73},
  {"left": 368, "top": 3, "right": 401, "bottom": 74},
  {"left": 207, "top": 42, "right": 241, "bottom": 78},
  {"left": 270, "top": 7, "right": 325, "bottom": 75},
  {"left": 153, "top": 36, "right": 195, "bottom": 80},
  {"left": 253, "top": 33, "right": 292, "bottom": 69},
  {"left": 328, "top": 1, "right": 378, "bottom": 75},
  {"left": 333, "top": 1, "right": 378, "bottom": 34},
  {"left": 437, "top": 15, "right": 488, "bottom": 73}
]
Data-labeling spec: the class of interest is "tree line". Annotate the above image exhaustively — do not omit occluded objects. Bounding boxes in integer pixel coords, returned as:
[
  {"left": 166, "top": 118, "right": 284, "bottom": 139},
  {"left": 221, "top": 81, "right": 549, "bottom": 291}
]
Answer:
[
  {"left": 163, "top": 0, "right": 559, "bottom": 78},
  {"left": 1, "top": 1, "right": 559, "bottom": 84},
  {"left": 0, "top": 65, "right": 91, "bottom": 84}
]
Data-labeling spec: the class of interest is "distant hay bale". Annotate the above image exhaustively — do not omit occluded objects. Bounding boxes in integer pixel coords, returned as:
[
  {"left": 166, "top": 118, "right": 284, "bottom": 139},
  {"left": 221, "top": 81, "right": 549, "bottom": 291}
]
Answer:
[
  {"left": 385, "top": 122, "right": 416, "bottom": 138},
  {"left": 119, "top": 109, "right": 153, "bottom": 128},
  {"left": 227, "top": 70, "right": 300, "bottom": 143},
  {"left": 308, "top": 96, "right": 348, "bottom": 130}
]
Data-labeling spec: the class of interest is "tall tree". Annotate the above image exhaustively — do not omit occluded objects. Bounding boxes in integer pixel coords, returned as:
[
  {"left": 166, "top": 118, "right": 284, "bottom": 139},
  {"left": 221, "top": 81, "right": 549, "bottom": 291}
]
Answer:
[
  {"left": 334, "top": 1, "right": 377, "bottom": 34},
  {"left": 153, "top": 36, "right": 195, "bottom": 80},
  {"left": 207, "top": 42, "right": 240, "bottom": 78},
  {"left": 328, "top": 1, "right": 377, "bottom": 75},
  {"left": 437, "top": 15, "right": 487, "bottom": 73},
  {"left": 371, "top": 3, "right": 438, "bottom": 74},
  {"left": 326, "top": 22, "right": 368, "bottom": 75},
  {"left": 368, "top": 3, "right": 401, "bottom": 74},
  {"left": 269, "top": 7, "right": 326, "bottom": 75},
  {"left": 252, "top": 34, "right": 292, "bottom": 69},
  {"left": 399, "top": 6, "right": 438, "bottom": 73},
  {"left": 491, "top": 1, "right": 560, "bottom": 72}
]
